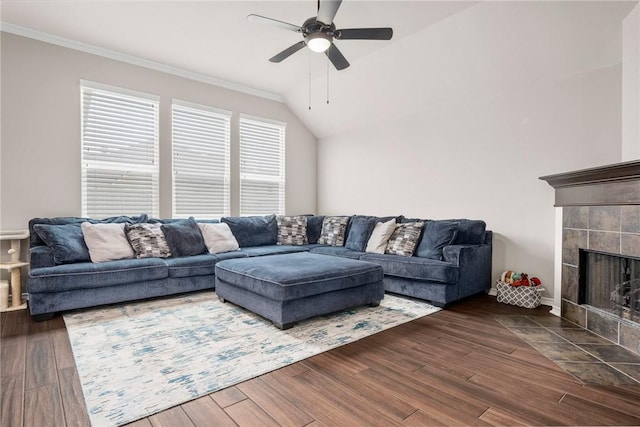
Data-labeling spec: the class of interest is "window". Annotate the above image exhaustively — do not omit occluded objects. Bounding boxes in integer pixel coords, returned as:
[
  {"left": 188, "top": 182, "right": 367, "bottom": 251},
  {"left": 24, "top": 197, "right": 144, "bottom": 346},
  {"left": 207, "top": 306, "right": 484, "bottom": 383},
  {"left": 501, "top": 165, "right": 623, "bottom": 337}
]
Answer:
[
  {"left": 172, "top": 101, "right": 231, "bottom": 218},
  {"left": 239, "top": 115, "right": 286, "bottom": 216},
  {"left": 81, "top": 81, "right": 159, "bottom": 218}
]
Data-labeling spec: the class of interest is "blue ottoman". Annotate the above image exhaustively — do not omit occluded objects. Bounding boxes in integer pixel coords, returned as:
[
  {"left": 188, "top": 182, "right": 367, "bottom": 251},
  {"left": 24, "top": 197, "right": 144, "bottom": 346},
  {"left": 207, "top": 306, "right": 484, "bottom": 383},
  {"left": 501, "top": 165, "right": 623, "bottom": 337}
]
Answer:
[{"left": 215, "top": 252, "right": 384, "bottom": 329}]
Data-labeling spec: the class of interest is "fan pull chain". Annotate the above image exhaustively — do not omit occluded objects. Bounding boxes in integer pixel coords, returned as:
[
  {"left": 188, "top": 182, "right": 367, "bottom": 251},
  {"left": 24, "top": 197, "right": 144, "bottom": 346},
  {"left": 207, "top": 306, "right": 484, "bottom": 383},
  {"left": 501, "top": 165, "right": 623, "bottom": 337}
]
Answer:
[
  {"left": 326, "top": 61, "right": 330, "bottom": 104},
  {"left": 308, "top": 52, "right": 312, "bottom": 110}
]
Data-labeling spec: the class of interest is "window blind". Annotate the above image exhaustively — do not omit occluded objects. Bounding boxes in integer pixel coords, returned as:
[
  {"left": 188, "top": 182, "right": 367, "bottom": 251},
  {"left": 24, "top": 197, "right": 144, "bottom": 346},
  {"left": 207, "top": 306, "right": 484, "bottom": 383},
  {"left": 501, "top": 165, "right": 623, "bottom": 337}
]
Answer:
[
  {"left": 81, "top": 81, "right": 159, "bottom": 218},
  {"left": 172, "top": 101, "right": 231, "bottom": 218},
  {"left": 239, "top": 115, "right": 286, "bottom": 216}
]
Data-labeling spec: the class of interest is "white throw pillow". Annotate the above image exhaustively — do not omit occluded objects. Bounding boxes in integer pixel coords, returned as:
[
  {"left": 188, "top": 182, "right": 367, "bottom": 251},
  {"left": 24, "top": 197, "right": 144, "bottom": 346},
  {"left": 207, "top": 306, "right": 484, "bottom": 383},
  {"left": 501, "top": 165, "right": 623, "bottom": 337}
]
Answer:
[
  {"left": 198, "top": 223, "right": 240, "bottom": 254},
  {"left": 365, "top": 219, "right": 397, "bottom": 254},
  {"left": 81, "top": 222, "right": 135, "bottom": 263}
]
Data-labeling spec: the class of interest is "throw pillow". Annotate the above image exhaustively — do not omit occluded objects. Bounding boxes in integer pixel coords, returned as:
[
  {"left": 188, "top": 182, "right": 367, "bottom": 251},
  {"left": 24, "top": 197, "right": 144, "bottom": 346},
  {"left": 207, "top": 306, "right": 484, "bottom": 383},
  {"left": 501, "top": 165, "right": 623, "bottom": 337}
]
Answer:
[
  {"left": 305, "top": 215, "right": 325, "bottom": 244},
  {"left": 365, "top": 219, "right": 397, "bottom": 254},
  {"left": 385, "top": 221, "right": 425, "bottom": 257},
  {"left": 29, "top": 217, "right": 91, "bottom": 247},
  {"left": 33, "top": 223, "right": 91, "bottom": 264},
  {"left": 452, "top": 219, "right": 487, "bottom": 245},
  {"left": 276, "top": 215, "right": 308, "bottom": 245},
  {"left": 125, "top": 223, "right": 172, "bottom": 258},
  {"left": 317, "top": 216, "right": 350, "bottom": 246},
  {"left": 161, "top": 217, "right": 207, "bottom": 257},
  {"left": 81, "top": 222, "right": 135, "bottom": 263},
  {"left": 345, "top": 217, "right": 376, "bottom": 252},
  {"left": 415, "top": 220, "right": 459, "bottom": 260},
  {"left": 221, "top": 215, "right": 278, "bottom": 247},
  {"left": 198, "top": 223, "right": 240, "bottom": 254}
]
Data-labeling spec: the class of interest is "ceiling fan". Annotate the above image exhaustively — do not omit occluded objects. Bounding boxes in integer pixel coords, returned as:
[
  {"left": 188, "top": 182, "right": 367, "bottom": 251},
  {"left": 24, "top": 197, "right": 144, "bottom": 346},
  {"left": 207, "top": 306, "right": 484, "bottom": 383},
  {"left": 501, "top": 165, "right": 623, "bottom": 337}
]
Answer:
[{"left": 247, "top": 0, "right": 393, "bottom": 71}]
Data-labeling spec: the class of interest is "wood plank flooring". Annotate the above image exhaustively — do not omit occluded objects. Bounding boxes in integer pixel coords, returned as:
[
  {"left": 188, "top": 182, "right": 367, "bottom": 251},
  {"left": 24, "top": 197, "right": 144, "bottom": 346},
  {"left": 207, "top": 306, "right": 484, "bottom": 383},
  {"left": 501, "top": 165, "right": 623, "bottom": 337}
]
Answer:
[{"left": 2, "top": 295, "right": 640, "bottom": 426}]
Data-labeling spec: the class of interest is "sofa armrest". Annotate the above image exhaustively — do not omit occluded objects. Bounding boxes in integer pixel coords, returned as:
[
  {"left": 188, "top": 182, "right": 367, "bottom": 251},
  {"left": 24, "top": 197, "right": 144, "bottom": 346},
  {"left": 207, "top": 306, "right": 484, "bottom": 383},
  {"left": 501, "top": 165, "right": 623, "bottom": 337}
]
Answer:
[
  {"left": 443, "top": 243, "right": 492, "bottom": 299},
  {"left": 442, "top": 245, "right": 468, "bottom": 266},
  {"left": 30, "top": 246, "right": 55, "bottom": 269}
]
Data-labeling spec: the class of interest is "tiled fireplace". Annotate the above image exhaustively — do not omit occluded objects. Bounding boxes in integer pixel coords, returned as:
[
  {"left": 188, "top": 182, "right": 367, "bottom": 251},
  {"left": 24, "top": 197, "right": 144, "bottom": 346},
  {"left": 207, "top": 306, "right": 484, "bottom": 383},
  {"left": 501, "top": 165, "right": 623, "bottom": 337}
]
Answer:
[{"left": 541, "top": 161, "right": 640, "bottom": 356}]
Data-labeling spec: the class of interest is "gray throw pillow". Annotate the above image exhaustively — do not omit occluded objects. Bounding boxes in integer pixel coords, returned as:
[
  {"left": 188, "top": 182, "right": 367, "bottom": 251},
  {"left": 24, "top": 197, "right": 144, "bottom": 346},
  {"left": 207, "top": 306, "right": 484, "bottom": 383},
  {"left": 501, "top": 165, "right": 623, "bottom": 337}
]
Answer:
[
  {"left": 276, "top": 215, "right": 308, "bottom": 245},
  {"left": 125, "top": 223, "right": 172, "bottom": 258},
  {"left": 317, "top": 216, "right": 350, "bottom": 246},
  {"left": 385, "top": 221, "right": 425, "bottom": 257}
]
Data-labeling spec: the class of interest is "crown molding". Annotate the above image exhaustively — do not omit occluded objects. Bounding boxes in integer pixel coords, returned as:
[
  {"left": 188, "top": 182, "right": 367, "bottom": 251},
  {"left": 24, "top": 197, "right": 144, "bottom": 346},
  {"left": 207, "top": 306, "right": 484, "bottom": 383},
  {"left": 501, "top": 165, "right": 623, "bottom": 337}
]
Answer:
[{"left": 0, "top": 22, "right": 284, "bottom": 103}]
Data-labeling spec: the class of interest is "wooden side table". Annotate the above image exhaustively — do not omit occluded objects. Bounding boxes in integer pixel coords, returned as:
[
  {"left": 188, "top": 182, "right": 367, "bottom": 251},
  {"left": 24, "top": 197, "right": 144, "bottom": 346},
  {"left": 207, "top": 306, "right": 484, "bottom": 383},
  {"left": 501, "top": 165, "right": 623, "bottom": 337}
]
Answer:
[{"left": 0, "top": 229, "right": 29, "bottom": 311}]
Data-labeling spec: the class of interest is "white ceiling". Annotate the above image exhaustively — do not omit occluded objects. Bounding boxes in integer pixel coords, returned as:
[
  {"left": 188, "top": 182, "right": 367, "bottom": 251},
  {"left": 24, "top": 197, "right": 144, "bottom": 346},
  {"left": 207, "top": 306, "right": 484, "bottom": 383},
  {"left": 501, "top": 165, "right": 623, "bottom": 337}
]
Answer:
[
  {"left": 1, "top": 1, "right": 476, "bottom": 96},
  {"left": 1, "top": 1, "right": 637, "bottom": 138}
]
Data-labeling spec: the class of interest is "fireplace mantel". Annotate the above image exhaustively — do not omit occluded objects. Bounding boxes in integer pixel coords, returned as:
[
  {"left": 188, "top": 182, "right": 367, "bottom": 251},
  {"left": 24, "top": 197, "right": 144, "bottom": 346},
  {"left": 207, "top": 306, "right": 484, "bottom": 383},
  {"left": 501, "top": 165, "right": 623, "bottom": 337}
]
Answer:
[{"left": 540, "top": 160, "right": 640, "bottom": 207}]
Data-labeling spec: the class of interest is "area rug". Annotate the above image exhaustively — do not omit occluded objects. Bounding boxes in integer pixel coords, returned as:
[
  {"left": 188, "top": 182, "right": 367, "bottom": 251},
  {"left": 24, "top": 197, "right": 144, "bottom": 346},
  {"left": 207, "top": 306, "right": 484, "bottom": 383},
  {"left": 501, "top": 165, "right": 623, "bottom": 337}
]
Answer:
[{"left": 64, "top": 291, "right": 440, "bottom": 426}]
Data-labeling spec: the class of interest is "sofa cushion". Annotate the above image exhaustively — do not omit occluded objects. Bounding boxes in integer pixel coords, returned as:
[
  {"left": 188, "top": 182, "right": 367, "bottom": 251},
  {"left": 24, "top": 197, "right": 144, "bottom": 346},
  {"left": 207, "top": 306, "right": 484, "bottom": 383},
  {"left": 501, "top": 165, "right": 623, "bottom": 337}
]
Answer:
[
  {"left": 385, "top": 222, "right": 425, "bottom": 257},
  {"left": 213, "top": 251, "right": 249, "bottom": 262},
  {"left": 164, "top": 254, "right": 217, "bottom": 278},
  {"left": 215, "top": 252, "right": 383, "bottom": 301},
  {"left": 452, "top": 219, "right": 487, "bottom": 245},
  {"left": 125, "top": 223, "right": 172, "bottom": 258},
  {"left": 344, "top": 217, "right": 376, "bottom": 252},
  {"left": 33, "top": 224, "right": 90, "bottom": 264},
  {"left": 222, "top": 215, "right": 278, "bottom": 247},
  {"left": 81, "top": 222, "right": 135, "bottom": 263},
  {"left": 317, "top": 216, "right": 350, "bottom": 246},
  {"left": 239, "top": 245, "right": 308, "bottom": 257},
  {"left": 306, "top": 215, "right": 325, "bottom": 244},
  {"left": 365, "top": 218, "right": 397, "bottom": 254},
  {"left": 415, "top": 220, "right": 459, "bottom": 260},
  {"left": 28, "top": 258, "right": 168, "bottom": 293},
  {"left": 161, "top": 217, "right": 207, "bottom": 257},
  {"left": 276, "top": 215, "right": 308, "bottom": 245},
  {"left": 359, "top": 253, "right": 458, "bottom": 283},
  {"left": 198, "top": 223, "right": 240, "bottom": 254},
  {"left": 309, "top": 246, "right": 365, "bottom": 260}
]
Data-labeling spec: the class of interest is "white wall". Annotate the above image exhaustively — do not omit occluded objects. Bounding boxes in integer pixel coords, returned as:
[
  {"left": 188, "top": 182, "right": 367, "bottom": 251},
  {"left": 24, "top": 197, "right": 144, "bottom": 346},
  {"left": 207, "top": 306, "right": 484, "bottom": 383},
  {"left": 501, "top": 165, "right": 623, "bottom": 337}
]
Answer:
[
  {"left": 622, "top": 2, "right": 640, "bottom": 161},
  {"left": 308, "top": 2, "right": 628, "bottom": 302},
  {"left": 0, "top": 33, "right": 317, "bottom": 231}
]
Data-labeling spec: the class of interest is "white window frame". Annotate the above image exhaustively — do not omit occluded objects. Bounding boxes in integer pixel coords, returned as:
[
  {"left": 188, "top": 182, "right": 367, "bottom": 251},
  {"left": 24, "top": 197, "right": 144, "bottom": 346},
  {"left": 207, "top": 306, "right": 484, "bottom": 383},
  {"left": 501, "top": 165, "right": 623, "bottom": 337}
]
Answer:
[
  {"left": 80, "top": 81, "right": 159, "bottom": 218},
  {"left": 239, "top": 114, "right": 286, "bottom": 216},
  {"left": 171, "top": 100, "right": 232, "bottom": 218}
]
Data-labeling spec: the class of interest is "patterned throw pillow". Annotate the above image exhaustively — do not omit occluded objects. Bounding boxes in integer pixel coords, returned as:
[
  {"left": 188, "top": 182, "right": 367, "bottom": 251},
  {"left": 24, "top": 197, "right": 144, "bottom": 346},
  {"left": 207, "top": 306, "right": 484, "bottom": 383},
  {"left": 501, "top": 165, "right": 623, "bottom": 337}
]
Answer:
[
  {"left": 125, "top": 223, "right": 172, "bottom": 258},
  {"left": 385, "top": 221, "right": 425, "bottom": 257},
  {"left": 276, "top": 215, "right": 308, "bottom": 245},
  {"left": 317, "top": 216, "right": 350, "bottom": 246}
]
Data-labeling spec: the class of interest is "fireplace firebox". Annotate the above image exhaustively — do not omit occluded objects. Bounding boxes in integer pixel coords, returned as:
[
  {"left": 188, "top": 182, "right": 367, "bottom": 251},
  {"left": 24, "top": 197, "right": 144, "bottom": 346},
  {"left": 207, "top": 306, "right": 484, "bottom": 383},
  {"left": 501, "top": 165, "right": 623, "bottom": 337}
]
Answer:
[{"left": 579, "top": 250, "right": 640, "bottom": 323}]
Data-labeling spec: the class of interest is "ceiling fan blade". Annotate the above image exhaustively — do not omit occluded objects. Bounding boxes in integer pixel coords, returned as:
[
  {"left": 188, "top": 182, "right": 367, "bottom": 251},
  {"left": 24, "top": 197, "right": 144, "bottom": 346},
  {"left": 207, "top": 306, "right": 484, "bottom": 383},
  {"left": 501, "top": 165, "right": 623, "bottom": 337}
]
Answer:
[
  {"left": 325, "top": 43, "right": 350, "bottom": 70},
  {"left": 247, "top": 14, "right": 301, "bottom": 32},
  {"left": 269, "top": 41, "right": 306, "bottom": 63},
  {"left": 336, "top": 28, "right": 393, "bottom": 40},
  {"left": 316, "top": 0, "right": 342, "bottom": 26}
]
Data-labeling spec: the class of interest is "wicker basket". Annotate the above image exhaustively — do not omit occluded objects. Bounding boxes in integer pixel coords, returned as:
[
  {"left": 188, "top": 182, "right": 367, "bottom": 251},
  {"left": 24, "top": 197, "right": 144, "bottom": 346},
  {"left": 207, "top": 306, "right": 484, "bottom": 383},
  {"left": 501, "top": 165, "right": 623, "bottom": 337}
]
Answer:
[{"left": 496, "top": 281, "right": 544, "bottom": 309}]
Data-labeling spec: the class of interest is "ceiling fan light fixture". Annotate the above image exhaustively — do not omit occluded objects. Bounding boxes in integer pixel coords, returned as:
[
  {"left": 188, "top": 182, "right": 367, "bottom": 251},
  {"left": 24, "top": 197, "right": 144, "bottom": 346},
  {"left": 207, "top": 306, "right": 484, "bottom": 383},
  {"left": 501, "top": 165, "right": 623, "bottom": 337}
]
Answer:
[{"left": 306, "top": 32, "right": 331, "bottom": 53}]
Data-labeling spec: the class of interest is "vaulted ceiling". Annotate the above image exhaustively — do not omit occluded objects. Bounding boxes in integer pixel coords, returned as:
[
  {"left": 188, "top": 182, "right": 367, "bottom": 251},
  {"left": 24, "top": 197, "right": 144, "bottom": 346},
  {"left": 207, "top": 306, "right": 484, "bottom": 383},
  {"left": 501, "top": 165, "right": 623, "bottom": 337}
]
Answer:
[{"left": 2, "top": 1, "right": 637, "bottom": 138}]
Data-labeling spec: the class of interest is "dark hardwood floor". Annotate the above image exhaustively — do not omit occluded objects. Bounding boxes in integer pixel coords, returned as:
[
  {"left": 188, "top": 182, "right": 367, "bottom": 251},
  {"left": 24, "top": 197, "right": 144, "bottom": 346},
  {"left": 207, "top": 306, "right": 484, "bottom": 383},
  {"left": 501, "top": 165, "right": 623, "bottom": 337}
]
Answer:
[{"left": 2, "top": 295, "right": 640, "bottom": 426}]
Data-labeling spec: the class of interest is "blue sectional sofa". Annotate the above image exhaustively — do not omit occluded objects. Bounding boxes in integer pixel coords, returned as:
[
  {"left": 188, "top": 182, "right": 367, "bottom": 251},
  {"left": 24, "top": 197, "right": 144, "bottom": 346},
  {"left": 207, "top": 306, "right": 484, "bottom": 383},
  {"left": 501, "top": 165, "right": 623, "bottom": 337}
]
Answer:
[{"left": 27, "top": 214, "right": 492, "bottom": 320}]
